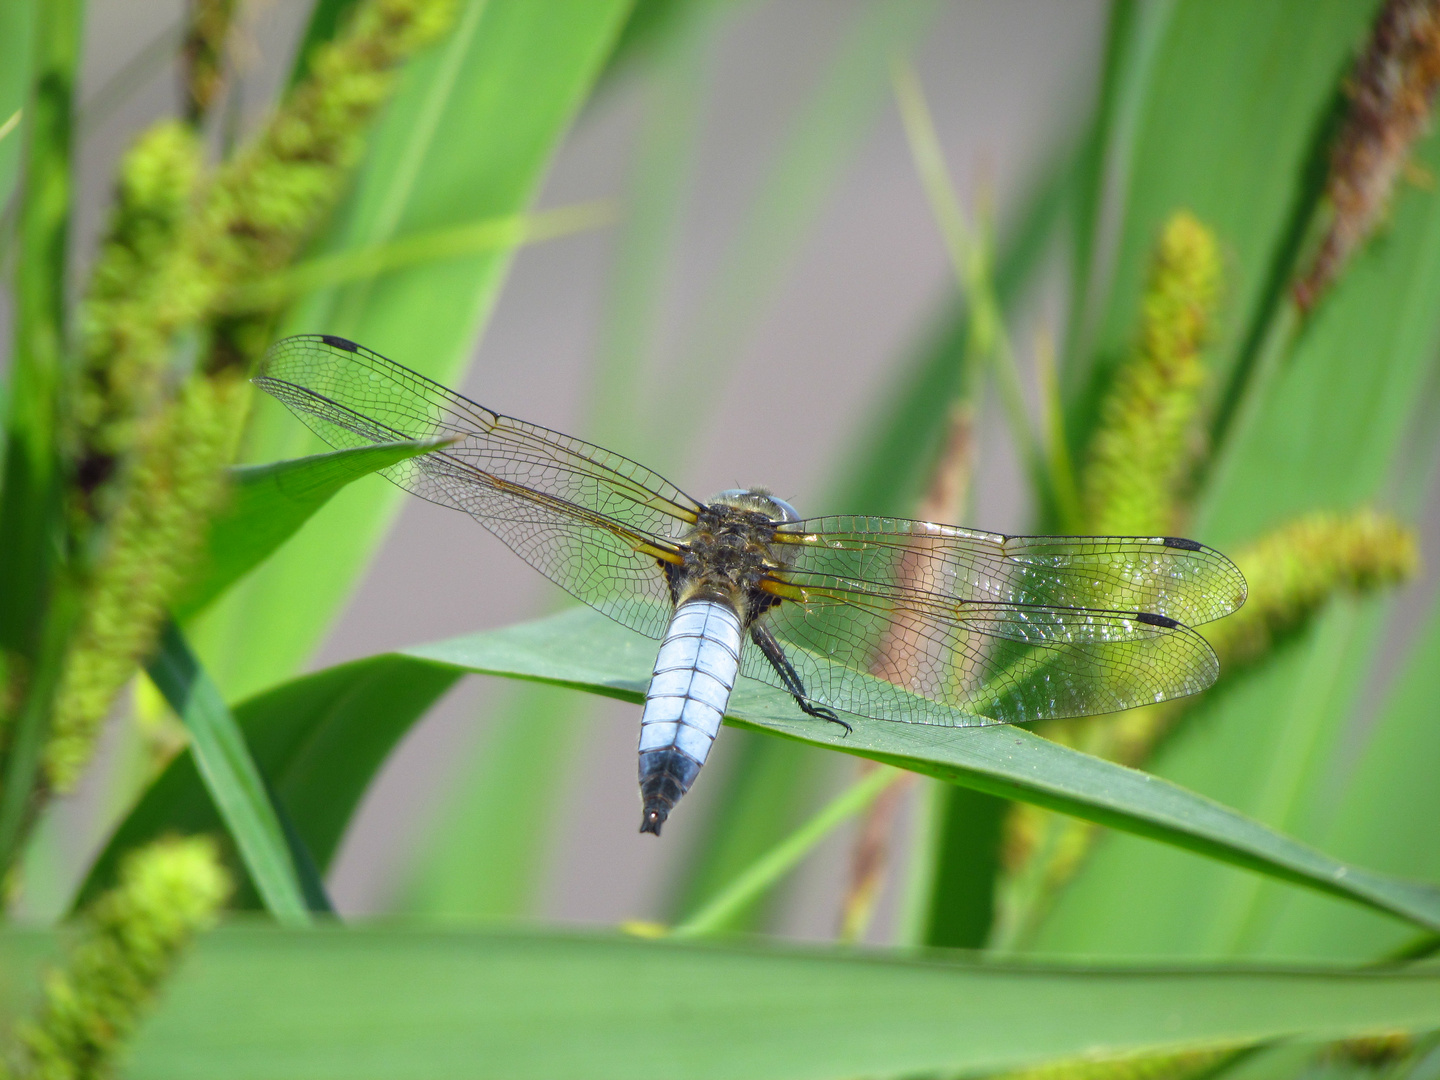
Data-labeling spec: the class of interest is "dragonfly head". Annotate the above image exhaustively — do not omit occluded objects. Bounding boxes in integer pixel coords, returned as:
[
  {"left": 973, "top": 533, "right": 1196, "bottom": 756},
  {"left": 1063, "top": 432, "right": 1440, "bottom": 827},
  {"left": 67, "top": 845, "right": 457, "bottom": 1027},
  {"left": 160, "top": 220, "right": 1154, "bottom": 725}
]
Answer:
[{"left": 708, "top": 488, "right": 801, "bottom": 525}]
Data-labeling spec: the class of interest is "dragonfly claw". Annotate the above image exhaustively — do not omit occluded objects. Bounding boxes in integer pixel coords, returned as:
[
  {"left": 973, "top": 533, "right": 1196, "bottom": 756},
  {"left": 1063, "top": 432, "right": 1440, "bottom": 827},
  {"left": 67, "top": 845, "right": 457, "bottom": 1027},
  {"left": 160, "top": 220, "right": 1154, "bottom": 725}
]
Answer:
[{"left": 802, "top": 701, "right": 852, "bottom": 737}]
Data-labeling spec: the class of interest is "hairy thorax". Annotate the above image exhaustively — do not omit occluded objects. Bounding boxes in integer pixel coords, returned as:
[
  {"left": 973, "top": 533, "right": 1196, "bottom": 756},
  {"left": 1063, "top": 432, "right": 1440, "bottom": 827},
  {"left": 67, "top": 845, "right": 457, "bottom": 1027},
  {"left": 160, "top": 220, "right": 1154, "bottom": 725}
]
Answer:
[{"left": 664, "top": 490, "right": 800, "bottom": 623}]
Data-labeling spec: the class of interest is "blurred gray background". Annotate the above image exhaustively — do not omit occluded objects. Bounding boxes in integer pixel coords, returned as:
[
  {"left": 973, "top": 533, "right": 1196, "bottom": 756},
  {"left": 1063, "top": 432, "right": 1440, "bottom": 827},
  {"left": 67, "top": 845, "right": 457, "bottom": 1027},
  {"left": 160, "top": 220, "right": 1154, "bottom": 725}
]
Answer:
[{"left": 54, "top": 0, "right": 1107, "bottom": 930}]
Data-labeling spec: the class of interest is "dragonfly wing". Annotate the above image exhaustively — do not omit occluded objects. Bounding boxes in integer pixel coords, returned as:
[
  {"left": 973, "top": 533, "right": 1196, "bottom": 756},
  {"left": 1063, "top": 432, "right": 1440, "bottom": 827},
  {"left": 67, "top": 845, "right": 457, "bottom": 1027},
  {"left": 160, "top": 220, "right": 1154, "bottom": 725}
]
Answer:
[
  {"left": 777, "top": 517, "right": 1246, "bottom": 625},
  {"left": 255, "top": 334, "right": 698, "bottom": 639},
  {"left": 742, "top": 517, "right": 1243, "bottom": 725}
]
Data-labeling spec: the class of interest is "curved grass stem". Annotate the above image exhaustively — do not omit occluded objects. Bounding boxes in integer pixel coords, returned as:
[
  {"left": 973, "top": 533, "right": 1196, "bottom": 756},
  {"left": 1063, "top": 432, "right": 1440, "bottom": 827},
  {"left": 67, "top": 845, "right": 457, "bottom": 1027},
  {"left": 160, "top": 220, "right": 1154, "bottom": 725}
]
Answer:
[
  {"left": 670, "top": 763, "right": 904, "bottom": 939},
  {"left": 891, "top": 56, "right": 1069, "bottom": 521},
  {"left": 219, "top": 201, "right": 615, "bottom": 313}
]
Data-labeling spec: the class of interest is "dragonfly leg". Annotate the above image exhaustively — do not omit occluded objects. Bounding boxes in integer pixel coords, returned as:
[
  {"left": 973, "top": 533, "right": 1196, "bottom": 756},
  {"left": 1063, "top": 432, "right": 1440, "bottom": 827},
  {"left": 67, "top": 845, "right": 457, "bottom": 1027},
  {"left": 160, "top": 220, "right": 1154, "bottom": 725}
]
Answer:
[{"left": 749, "top": 625, "right": 852, "bottom": 736}]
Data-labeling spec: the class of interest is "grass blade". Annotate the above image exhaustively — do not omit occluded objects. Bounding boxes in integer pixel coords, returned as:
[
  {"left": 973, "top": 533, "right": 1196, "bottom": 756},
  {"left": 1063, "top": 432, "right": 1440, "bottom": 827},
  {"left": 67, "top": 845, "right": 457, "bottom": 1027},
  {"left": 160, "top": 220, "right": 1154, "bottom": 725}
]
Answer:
[
  {"left": 218, "top": 203, "right": 615, "bottom": 314},
  {"left": 8, "top": 926, "right": 1425, "bottom": 1080},
  {"left": 672, "top": 766, "right": 902, "bottom": 938},
  {"left": 174, "top": 439, "right": 447, "bottom": 621},
  {"left": 648, "top": 0, "right": 940, "bottom": 461},
  {"left": 1062, "top": 0, "right": 1178, "bottom": 377},
  {"left": 889, "top": 56, "right": 1050, "bottom": 511},
  {"left": 144, "top": 624, "right": 319, "bottom": 926},
  {"left": 77, "top": 653, "right": 460, "bottom": 910},
  {"left": 401, "top": 607, "right": 1440, "bottom": 934}
]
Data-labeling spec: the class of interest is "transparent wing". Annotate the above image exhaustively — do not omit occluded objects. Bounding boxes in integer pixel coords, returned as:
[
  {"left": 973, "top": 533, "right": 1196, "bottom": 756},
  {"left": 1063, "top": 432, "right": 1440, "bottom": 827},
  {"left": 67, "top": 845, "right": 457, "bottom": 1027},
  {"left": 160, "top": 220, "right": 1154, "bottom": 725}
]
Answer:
[
  {"left": 742, "top": 517, "right": 1246, "bottom": 726},
  {"left": 255, "top": 334, "right": 699, "bottom": 639}
]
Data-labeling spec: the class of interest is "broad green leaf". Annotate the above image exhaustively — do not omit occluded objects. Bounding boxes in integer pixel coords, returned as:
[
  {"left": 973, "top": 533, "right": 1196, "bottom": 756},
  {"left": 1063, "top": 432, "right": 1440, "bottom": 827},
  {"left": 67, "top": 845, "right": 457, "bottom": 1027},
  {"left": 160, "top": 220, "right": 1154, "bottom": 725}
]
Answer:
[
  {"left": 77, "top": 654, "right": 459, "bottom": 910},
  {"left": 173, "top": 440, "right": 443, "bottom": 621},
  {"left": 145, "top": 625, "right": 318, "bottom": 926},
  {"left": 96, "top": 597, "right": 1440, "bottom": 935},
  {"left": 0, "top": 927, "right": 1419, "bottom": 1079},
  {"left": 190, "top": 0, "right": 633, "bottom": 702},
  {"left": 396, "top": 607, "right": 1440, "bottom": 933}
]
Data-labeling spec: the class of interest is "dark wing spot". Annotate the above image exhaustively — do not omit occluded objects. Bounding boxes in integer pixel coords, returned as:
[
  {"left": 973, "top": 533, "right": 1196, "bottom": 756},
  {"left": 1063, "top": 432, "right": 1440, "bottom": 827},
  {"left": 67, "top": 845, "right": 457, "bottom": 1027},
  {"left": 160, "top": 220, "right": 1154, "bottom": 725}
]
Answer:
[
  {"left": 1162, "top": 536, "right": 1203, "bottom": 551},
  {"left": 1136, "top": 611, "right": 1180, "bottom": 629},
  {"left": 319, "top": 334, "right": 360, "bottom": 352}
]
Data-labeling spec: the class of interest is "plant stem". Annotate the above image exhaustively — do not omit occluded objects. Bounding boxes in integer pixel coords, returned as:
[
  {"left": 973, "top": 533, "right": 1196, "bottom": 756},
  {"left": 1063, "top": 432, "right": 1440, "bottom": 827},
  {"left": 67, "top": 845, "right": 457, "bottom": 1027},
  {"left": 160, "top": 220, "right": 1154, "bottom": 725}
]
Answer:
[
  {"left": 1034, "top": 329, "right": 1083, "bottom": 532},
  {"left": 1062, "top": 0, "right": 1178, "bottom": 383},
  {"left": 890, "top": 56, "right": 1057, "bottom": 516},
  {"left": 671, "top": 765, "right": 902, "bottom": 939},
  {"left": 219, "top": 202, "right": 615, "bottom": 313},
  {"left": 0, "top": 0, "right": 84, "bottom": 877}
]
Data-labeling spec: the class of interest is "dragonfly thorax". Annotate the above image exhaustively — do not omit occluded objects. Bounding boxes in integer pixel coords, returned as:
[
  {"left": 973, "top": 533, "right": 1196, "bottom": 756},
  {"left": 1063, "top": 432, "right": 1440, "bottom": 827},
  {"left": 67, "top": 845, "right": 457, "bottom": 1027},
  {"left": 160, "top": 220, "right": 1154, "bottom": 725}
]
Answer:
[
  {"left": 665, "top": 490, "right": 800, "bottom": 621},
  {"left": 708, "top": 487, "right": 801, "bottom": 524}
]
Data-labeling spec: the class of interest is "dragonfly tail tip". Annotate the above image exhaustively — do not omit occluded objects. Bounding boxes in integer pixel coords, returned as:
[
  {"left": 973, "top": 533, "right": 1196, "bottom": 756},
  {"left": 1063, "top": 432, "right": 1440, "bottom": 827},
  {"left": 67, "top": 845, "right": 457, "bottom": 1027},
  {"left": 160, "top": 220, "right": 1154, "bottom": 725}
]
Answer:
[{"left": 639, "top": 808, "right": 667, "bottom": 836}]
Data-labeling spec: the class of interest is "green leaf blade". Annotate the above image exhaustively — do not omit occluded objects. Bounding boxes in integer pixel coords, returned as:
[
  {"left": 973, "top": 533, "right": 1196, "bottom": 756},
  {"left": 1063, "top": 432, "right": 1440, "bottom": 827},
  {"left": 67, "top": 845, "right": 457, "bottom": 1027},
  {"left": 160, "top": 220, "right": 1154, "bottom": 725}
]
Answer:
[
  {"left": 81, "top": 652, "right": 460, "bottom": 911},
  {"left": 145, "top": 625, "right": 317, "bottom": 927},
  {"left": 1236, "top": 588, "right": 1440, "bottom": 962},
  {"left": 62, "top": 927, "right": 1440, "bottom": 1079},
  {"left": 175, "top": 439, "right": 445, "bottom": 621},
  {"left": 401, "top": 608, "right": 1440, "bottom": 934}
]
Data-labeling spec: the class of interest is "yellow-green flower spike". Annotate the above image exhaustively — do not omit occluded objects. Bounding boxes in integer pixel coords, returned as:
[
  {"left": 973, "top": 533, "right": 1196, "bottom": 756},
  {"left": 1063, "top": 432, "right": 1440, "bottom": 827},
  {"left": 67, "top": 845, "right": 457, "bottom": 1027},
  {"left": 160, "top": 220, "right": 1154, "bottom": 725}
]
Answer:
[
  {"left": 50, "top": 0, "right": 458, "bottom": 789},
  {"left": 1210, "top": 508, "right": 1419, "bottom": 664},
  {"left": 4, "top": 836, "right": 231, "bottom": 1080},
  {"left": 1081, "top": 211, "right": 1221, "bottom": 536},
  {"left": 73, "top": 120, "right": 203, "bottom": 519},
  {"left": 49, "top": 376, "right": 243, "bottom": 791}
]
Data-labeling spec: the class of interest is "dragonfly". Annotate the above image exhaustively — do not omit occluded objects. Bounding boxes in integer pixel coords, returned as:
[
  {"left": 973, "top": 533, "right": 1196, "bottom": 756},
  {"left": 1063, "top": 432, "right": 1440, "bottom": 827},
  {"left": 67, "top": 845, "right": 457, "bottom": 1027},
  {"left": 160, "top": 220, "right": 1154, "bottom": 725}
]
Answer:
[{"left": 255, "top": 334, "right": 1247, "bottom": 835}]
